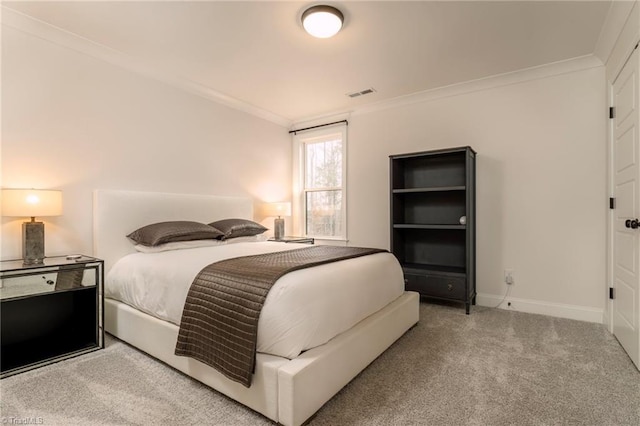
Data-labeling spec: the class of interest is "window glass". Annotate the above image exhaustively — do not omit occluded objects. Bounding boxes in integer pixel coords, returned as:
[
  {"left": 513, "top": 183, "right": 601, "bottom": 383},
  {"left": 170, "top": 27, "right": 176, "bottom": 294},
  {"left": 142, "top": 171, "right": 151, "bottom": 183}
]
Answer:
[
  {"left": 305, "top": 138, "right": 342, "bottom": 188},
  {"left": 305, "top": 190, "right": 343, "bottom": 237}
]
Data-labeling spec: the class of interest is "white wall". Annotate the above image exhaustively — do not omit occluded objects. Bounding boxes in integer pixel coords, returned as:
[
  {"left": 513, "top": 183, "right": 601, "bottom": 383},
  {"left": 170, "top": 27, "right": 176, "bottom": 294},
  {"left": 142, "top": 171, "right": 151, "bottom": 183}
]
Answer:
[
  {"left": 1, "top": 25, "right": 291, "bottom": 259},
  {"left": 346, "top": 65, "right": 607, "bottom": 319}
]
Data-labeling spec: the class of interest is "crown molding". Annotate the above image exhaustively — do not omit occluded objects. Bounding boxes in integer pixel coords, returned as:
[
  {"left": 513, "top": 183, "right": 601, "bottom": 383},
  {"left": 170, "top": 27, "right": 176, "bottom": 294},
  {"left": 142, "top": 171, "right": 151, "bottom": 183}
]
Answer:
[
  {"left": 348, "top": 54, "right": 604, "bottom": 118},
  {"left": 594, "top": 0, "right": 637, "bottom": 66},
  {"left": 1, "top": 6, "right": 292, "bottom": 128}
]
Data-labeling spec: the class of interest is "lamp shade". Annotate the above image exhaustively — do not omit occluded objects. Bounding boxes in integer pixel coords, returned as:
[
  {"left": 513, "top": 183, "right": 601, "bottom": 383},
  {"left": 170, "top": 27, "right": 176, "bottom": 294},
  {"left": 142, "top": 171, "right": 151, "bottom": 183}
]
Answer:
[
  {"left": 2, "top": 189, "right": 63, "bottom": 217},
  {"left": 263, "top": 202, "right": 292, "bottom": 217},
  {"left": 302, "top": 5, "right": 344, "bottom": 38}
]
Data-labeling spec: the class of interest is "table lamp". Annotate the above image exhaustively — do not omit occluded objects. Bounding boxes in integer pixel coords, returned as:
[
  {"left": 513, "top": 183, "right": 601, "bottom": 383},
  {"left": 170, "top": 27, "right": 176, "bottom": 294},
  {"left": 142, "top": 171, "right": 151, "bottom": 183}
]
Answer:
[
  {"left": 2, "top": 189, "right": 63, "bottom": 265},
  {"left": 263, "top": 202, "right": 291, "bottom": 240}
]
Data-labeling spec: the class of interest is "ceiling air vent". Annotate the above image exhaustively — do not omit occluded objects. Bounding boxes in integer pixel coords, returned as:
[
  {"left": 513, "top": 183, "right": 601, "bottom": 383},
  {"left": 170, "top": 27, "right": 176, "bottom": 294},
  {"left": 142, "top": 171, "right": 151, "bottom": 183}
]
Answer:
[{"left": 347, "top": 88, "right": 376, "bottom": 98}]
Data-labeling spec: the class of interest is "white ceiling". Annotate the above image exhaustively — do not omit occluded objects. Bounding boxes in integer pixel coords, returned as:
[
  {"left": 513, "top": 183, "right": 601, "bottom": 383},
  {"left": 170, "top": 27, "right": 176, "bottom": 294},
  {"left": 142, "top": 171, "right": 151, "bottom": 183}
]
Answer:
[{"left": 3, "top": 1, "right": 612, "bottom": 124}]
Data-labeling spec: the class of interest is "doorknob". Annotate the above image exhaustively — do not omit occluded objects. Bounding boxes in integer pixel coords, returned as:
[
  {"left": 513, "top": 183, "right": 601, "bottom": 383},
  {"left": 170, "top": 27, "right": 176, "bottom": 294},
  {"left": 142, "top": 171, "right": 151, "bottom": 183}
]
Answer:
[{"left": 625, "top": 219, "right": 639, "bottom": 229}]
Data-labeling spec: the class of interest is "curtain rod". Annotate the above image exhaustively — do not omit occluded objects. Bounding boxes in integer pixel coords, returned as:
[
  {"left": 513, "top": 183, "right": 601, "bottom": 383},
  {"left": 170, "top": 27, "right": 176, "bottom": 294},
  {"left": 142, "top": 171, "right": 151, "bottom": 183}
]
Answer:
[{"left": 288, "top": 119, "right": 348, "bottom": 135}]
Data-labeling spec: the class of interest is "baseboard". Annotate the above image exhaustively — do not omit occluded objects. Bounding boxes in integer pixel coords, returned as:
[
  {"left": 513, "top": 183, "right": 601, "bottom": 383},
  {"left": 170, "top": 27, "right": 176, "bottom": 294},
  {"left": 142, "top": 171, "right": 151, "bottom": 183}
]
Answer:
[{"left": 476, "top": 293, "right": 604, "bottom": 324}]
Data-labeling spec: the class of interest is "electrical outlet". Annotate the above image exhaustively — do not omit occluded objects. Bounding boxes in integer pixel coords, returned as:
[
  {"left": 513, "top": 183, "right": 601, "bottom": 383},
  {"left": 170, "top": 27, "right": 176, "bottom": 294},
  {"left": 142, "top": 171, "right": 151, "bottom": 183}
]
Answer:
[{"left": 504, "top": 269, "right": 515, "bottom": 286}]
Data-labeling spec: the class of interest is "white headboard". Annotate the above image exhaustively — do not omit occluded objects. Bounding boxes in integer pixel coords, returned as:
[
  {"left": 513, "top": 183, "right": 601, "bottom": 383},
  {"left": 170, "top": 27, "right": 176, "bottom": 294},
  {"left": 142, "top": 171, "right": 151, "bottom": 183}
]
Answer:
[{"left": 93, "top": 190, "right": 253, "bottom": 273}]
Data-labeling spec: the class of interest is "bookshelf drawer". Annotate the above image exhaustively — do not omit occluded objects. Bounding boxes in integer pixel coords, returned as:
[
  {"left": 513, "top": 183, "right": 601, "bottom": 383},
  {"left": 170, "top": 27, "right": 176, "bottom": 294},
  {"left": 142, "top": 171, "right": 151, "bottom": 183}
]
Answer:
[{"left": 403, "top": 271, "right": 466, "bottom": 300}]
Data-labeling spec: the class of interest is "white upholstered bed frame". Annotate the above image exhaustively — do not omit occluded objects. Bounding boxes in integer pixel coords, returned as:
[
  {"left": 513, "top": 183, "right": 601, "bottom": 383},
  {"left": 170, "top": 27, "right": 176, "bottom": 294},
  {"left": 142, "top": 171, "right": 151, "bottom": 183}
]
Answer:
[{"left": 93, "top": 189, "right": 419, "bottom": 426}]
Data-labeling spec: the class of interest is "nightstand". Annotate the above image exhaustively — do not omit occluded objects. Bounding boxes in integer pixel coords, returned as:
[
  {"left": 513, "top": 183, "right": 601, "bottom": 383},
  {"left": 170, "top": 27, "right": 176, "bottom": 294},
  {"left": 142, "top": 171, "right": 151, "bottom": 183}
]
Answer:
[
  {"left": 268, "top": 236, "right": 315, "bottom": 244},
  {"left": 0, "top": 255, "right": 104, "bottom": 378}
]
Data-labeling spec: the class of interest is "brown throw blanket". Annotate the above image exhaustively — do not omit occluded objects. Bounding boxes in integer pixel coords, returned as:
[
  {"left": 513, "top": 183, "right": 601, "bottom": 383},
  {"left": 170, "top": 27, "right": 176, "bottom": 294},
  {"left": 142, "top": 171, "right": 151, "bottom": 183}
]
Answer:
[{"left": 175, "top": 245, "right": 386, "bottom": 387}]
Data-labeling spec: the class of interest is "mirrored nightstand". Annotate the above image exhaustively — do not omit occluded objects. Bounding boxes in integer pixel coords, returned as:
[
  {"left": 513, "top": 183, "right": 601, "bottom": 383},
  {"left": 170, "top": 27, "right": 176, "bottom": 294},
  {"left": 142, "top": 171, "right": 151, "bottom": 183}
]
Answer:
[
  {"left": 267, "top": 236, "right": 315, "bottom": 244},
  {"left": 0, "top": 255, "right": 104, "bottom": 378}
]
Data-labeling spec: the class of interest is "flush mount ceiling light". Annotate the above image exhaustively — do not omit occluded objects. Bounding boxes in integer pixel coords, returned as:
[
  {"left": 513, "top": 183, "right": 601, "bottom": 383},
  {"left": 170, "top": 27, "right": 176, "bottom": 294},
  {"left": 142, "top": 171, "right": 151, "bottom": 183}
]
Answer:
[{"left": 302, "top": 5, "right": 344, "bottom": 38}]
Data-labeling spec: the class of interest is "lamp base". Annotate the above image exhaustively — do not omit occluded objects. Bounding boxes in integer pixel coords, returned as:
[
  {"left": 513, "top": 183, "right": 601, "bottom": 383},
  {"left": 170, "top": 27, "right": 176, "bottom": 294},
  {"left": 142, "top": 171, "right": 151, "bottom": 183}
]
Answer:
[
  {"left": 274, "top": 217, "right": 285, "bottom": 241},
  {"left": 23, "top": 221, "right": 45, "bottom": 265}
]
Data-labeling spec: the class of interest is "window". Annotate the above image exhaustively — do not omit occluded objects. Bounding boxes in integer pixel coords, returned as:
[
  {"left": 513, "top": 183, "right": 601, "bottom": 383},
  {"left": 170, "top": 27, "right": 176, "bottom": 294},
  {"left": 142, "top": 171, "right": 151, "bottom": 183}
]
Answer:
[{"left": 293, "top": 125, "right": 347, "bottom": 240}]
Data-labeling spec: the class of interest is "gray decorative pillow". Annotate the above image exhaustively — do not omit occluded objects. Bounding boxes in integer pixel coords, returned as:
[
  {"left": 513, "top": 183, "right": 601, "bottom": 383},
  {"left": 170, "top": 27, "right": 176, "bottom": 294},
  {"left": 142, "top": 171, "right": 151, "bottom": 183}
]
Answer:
[
  {"left": 208, "top": 218, "right": 267, "bottom": 240},
  {"left": 127, "top": 221, "right": 224, "bottom": 247}
]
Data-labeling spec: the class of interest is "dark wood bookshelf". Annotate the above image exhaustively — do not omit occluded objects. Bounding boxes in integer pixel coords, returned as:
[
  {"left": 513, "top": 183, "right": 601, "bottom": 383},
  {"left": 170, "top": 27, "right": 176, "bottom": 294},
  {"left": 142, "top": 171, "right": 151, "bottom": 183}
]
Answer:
[{"left": 390, "top": 146, "right": 476, "bottom": 314}]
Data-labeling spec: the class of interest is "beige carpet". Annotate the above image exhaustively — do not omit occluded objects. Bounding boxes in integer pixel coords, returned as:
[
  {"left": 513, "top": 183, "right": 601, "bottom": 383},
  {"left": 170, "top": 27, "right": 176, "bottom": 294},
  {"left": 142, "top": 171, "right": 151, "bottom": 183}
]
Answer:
[{"left": 1, "top": 302, "right": 639, "bottom": 425}]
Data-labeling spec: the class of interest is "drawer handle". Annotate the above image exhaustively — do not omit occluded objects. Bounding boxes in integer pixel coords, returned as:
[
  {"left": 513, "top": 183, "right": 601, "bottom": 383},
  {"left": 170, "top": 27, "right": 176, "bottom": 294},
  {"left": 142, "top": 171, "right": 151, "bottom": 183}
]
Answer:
[{"left": 447, "top": 283, "right": 454, "bottom": 291}]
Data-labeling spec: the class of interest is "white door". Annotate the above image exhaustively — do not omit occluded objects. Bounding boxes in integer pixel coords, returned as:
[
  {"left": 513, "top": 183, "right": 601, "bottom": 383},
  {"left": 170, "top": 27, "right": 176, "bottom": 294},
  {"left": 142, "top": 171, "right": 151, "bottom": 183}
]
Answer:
[{"left": 612, "top": 45, "right": 640, "bottom": 370}]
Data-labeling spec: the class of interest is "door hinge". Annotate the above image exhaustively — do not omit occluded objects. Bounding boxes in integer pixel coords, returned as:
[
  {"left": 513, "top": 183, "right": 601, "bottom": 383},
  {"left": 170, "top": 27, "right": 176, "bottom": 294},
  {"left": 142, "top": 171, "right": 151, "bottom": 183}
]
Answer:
[
  {"left": 610, "top": 287, "right": 615, "bottom": 300},
  {"left": 610, "top": 197, "right": 615, "bottom": 209},
  {"left": 610, "top": 107, "right": 615, "bottom": 119}
]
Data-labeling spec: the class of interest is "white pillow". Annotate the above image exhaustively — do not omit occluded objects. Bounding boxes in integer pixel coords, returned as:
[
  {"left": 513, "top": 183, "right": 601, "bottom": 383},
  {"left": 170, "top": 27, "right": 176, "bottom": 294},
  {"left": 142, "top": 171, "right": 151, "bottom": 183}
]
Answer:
[{"left": 134, "top": 234, "right": 268, "bottom": 253}]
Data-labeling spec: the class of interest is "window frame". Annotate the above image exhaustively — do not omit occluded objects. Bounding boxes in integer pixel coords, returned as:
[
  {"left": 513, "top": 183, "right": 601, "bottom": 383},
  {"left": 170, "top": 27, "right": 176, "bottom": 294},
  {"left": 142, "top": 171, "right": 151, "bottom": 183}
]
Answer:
[{"left": 292, "top": 124, "right": 348, "bottom": 241}]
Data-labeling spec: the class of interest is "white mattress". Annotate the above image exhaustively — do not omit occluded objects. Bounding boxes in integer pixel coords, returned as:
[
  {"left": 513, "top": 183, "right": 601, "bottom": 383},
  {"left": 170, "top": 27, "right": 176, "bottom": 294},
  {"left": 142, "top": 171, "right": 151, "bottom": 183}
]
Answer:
[{"left": 105, "top": 242, "right": 404, "bottom": 359}]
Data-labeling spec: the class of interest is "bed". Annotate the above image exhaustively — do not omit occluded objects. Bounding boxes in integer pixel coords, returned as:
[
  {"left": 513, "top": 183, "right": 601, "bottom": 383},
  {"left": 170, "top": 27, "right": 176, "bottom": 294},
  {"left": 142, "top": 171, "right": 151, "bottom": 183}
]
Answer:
[{"left": 93, "top": 189, "right": 419, "bottom": 426}]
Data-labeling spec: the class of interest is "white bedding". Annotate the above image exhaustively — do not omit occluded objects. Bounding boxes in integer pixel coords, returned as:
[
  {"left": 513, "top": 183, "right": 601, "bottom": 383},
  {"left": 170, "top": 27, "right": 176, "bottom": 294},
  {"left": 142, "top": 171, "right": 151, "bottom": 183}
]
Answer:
[{"left": 105, "top": 241, "right": 404, "bottom": 359}]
